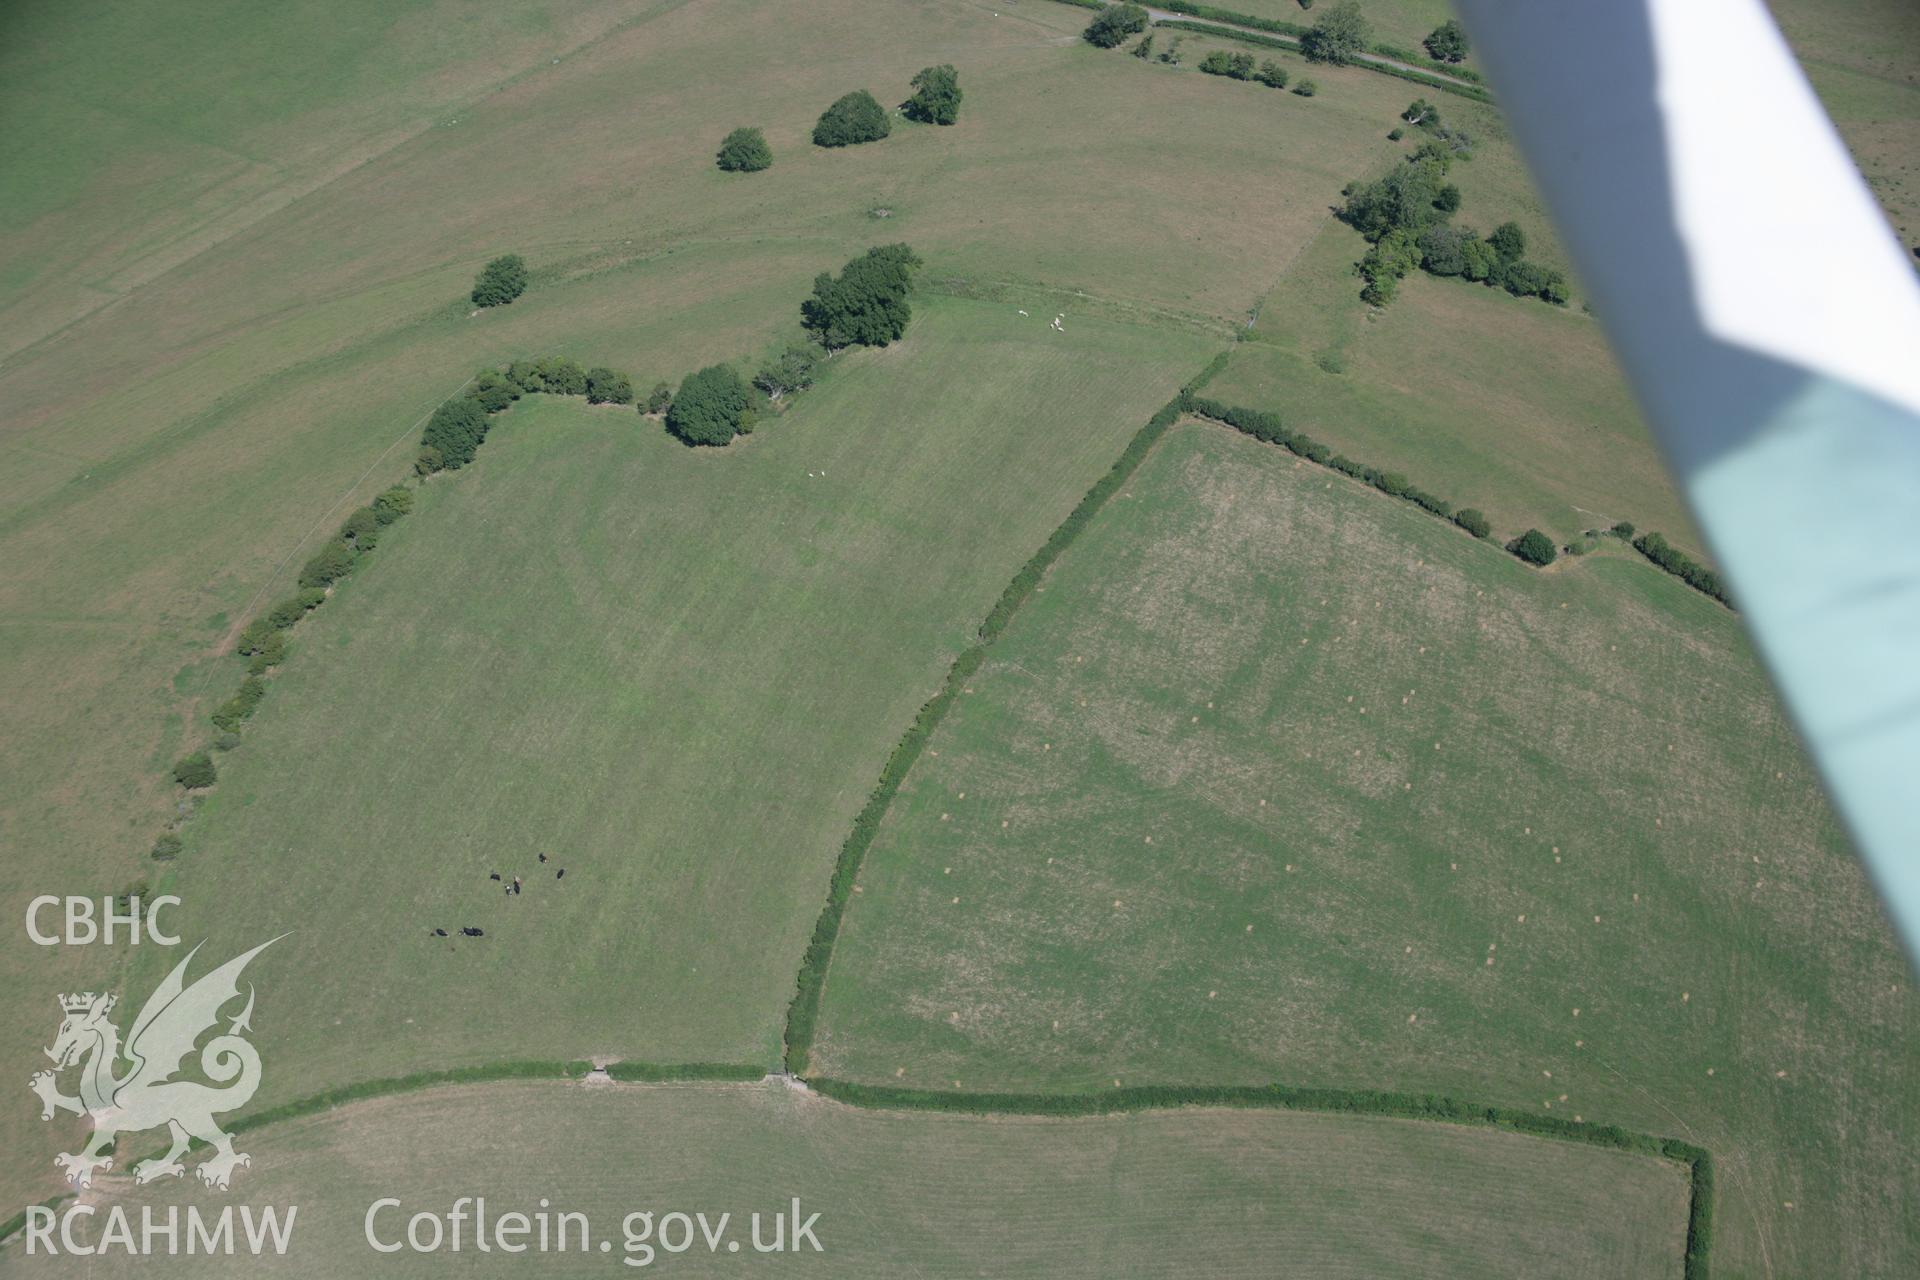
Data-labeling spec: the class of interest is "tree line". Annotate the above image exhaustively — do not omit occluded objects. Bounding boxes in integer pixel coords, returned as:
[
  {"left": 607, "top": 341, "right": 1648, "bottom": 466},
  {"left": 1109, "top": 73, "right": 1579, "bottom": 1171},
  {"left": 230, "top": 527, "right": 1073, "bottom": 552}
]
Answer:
[
  {"left": 160, "top": 242, "right": 921, "bottom": 863},
  {"left": 161, "top": 482, "right": 416, "bottom": 851}
]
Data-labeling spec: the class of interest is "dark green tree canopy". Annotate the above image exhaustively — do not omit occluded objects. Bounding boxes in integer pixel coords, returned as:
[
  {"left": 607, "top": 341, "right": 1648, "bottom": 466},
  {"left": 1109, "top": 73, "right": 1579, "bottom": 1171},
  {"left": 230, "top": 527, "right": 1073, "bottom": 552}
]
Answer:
[
  {"left": 1489, "top": 221, "right": 1527, "bottom": 262},
  {"left": 1454, "top": 508, "right": 1492, "bottom": 539},
  {"left": 586, "top": 367, "right": 634, "bottom": 405},
  {"left": 1509, "top": 528, "right": 1558, "bottom": 565},
  {"left": 1083, "top": 4, "right": 1148, "bottom": 48},
  {"left": 645, "top": 381, "right": 673, "bottom": 414},
  {"left": 1424, "top": 19, "right": 1471, "bottom": 63},
  {"left": 420, "top": 395, "right": 490, "bottom": 470},
  {"left": 1302, "top": 1, "right": 1370, "bottom": 64},
  {"left": 716, "top": 126, "right": 773, "bottom": 172},
  {"left": 1341, "top": 161, "right": 1447, "bottom": 241},
  {"left": 173, "top": 752, "right": 216, "bottom": 790},
  {"left": 903, "top": 65, "right": 962, "bottom": 125},
  {"left": 471, "top": 254, "right": 528, "bottom": 308},
  {"left": 666, "top": 365, "right": 754, "bottom": 447},
  {"left": 802, "top": 243, "right": 923, "bottom": 349},
  {"left": 298, "top": 538, "right": 357, "bottom": 590},
  {"left": 813, "top": 90, "right": 891, "bottom": 147},
  {"left": 373, "top": 485, "right": 413, "bottom": 523}
]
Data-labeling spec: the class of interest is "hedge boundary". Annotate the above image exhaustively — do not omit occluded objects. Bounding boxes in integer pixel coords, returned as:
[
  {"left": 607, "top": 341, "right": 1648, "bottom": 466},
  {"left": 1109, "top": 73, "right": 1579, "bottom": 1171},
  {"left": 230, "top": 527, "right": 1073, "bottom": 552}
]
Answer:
[
  {"left": 3, "top": 1063, "right": 1710, "bottom": 1277},
  {"left": 805, "top": 1078, "right": 1712, "bottom": 1278},
  {"left": 782, "top": 373, "right": 1206, "bottom": 1073},
  {"left": 774, "top": 367, "right": 1717, "bottom": 1277},
  {"left": 604, "top": 1061, "right": 766, "bottom": 1083}
]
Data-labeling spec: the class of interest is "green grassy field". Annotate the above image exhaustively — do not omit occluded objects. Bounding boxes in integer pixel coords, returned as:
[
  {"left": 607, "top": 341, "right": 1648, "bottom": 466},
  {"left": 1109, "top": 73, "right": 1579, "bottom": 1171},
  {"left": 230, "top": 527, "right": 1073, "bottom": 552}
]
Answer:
[
  {"left": 4, "top": 1080, "right": 1689, "bottom": 1277},
  {"left": 2, "top": 0, "right": 1406, "bottom": 1208},
  {"left": 1213, "top": 261, "right": 1698, "bottom": 553},
  {"left": 1202, "top": 80, "right": 1705, "bottom": 557},
  {"left": 5, "top": 0, "right": 1916, "bottom": 1271},
  {"left": 813, "top": 421, "right": 1916, "bottom": 1277},
  {"left": 99, "top": 298, "right": 1214, "bottom": 1117}
]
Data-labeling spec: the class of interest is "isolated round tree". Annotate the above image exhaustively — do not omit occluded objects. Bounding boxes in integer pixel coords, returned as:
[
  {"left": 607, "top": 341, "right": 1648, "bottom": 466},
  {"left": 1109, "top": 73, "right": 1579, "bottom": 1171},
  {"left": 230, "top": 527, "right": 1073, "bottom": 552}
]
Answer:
[
  {"left": 716, "top": 127, "right": 772, "bottom": 172},
  {"left": 470, "top": 254, "right": 528, "bottom": 308},
  {"left": 1509, "top": 528, "right": 1558, "bottom": 566},
  {"left": 812, "top": 91, "right": 890, "bottom": 147}
]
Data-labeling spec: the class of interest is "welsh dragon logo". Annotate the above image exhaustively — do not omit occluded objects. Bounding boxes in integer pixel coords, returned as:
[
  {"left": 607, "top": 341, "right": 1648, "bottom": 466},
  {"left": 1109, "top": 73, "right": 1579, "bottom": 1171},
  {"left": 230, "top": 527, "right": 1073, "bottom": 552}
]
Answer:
[{"left": 30, "top": 938, "right": 280, "bottom": 1191}]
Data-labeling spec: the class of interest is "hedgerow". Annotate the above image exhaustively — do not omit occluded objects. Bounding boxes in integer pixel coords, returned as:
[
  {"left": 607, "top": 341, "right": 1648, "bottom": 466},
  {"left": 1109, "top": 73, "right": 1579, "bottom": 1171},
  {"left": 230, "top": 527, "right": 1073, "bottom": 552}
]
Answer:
[
  {"left": 1634, "top": 532, "right": 1733, "bottom": 607},
  {"left": 209, "top": 676, "right": 267, "bottom": 733},
  {"left": 785, "top": 366, "right": 1216, "bottom": 1073},
  {"left": 1182, "top": 396, "right": 1497, "bottom": 544},
  {"left": 807, "top": 1077, "right": 1714, "bottom": 1276},
  {"left": 604, "top": 1061, "right": 765, "bottom": 1082}
]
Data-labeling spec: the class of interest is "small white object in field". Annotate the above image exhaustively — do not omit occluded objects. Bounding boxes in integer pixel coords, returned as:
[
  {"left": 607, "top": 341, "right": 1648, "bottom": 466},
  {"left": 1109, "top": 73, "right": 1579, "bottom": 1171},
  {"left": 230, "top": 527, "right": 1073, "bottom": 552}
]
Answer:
[{"left": 1018, "top": 309, "right": 1028, "bottom": 316}]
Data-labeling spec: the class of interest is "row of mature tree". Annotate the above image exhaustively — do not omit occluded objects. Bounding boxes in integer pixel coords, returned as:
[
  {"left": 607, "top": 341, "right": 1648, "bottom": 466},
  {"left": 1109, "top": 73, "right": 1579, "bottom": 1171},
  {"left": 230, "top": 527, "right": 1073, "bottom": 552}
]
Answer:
[
  {"left": 1340, "top": 136, "right": 1567, "bottom": 306},
  {"left": 445, "top": 244, "right": 924, "bottom": 453},
  {"left": 163, "top": 483, "right": 417, "bottom": 846}
]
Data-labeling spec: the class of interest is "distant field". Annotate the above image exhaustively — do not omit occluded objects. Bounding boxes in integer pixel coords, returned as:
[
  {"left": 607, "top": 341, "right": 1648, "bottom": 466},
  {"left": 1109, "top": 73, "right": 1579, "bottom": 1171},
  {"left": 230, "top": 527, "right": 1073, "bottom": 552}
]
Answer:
[
  {"left": 1206, "top": 85, "right": 1703, "bottom": 556},
  {"left": 1215, "top": 251, "right": 1697, "bottom": 552},
  {"left": 814, "top": 421, "right": 1915, "bottom": 1277},
  {"left": 5, "top": 1080, "right": 1689, "bottom": 1277},
  {"left": 107, "top": 299, "right": 1214, "bottom": 1116}
]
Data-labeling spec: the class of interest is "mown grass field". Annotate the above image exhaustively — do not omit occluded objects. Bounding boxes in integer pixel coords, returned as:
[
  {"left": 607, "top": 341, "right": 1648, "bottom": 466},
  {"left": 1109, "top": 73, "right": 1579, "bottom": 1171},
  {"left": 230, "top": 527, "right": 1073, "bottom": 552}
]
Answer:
[
  {"left": 5, "top": 1080, "right": 1688, "bottom": 1277},
  {"left": 2, "top": 0, "right": 1406, "bottom": 1207},
  {"left": 105, "top": 298, "right": 1215, "bottom": 1114},
  {"left": 814, "top": 421, "right": 1916, "bottom": 1277},
  {"left": 4, "top": 0, "right": 1915, "bottom": 1268},
  {"left": 1213, "top": 257, "right": 1697, "bottom": 552}
]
